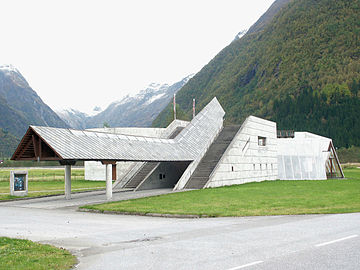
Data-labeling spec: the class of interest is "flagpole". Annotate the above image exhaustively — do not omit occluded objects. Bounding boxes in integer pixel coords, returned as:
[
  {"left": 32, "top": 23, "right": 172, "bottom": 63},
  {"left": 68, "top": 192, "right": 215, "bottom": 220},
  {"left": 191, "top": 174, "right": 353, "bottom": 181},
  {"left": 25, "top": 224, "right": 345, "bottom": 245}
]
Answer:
[{"left": 173, "top": 94, "right": 176, "bottom": 120}]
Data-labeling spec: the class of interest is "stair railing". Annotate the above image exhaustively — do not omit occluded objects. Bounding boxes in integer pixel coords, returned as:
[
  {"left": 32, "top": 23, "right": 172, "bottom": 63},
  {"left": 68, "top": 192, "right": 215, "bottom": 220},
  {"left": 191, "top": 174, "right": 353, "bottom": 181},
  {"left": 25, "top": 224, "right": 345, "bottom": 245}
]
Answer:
[
  {"left": 112, "top": 162, "right": 145, "bottom": 189},
  {"left": 134, "top": 162, "right": 161, "bottom": 191}
]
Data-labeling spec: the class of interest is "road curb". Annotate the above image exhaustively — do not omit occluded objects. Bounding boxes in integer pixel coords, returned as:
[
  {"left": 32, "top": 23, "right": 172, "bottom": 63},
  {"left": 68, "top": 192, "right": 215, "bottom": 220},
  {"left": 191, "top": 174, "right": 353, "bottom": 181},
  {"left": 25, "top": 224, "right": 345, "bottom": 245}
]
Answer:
[
  {"left": 0, "top": 189, "right": 106, "bottom": 203},
  {"left": 78, "top": 208, "right": 213, "bottom": 218}
]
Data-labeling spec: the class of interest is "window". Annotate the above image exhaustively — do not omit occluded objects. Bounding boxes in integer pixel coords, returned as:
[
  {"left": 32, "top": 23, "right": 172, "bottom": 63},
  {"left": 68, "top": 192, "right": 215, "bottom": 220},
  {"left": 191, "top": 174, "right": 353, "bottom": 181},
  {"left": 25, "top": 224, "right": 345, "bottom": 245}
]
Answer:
[
  {"left": 159, "top": 174, "right": 162, "bottom": 179},
  {"left": 231, "top": 166, "right": 234, "bottom": 172},
  {"left": 258, "top": 136, "right": 266, "bottom": 146}
]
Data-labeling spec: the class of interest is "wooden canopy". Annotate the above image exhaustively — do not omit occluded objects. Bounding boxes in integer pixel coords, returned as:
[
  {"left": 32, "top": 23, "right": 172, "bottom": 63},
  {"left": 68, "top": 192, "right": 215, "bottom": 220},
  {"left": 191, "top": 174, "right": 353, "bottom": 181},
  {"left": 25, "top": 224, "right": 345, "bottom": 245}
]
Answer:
[{"left": 11, "top": 126, "right": 62, "bottom": 161}]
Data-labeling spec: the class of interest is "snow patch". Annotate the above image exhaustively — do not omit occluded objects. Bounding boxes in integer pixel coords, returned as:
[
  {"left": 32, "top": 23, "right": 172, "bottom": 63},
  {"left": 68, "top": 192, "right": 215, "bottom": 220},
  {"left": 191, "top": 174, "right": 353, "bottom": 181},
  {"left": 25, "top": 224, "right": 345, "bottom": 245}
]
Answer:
[
  {"left": 0, "top": 64, "right": 29, "bottom": 88},
  {"left": 0, "top": 64, "right": 19, "bottom": 73},
  {"left": 144, "top": 93, "right": 166, "bottom": 105},
  {"left": 183, "top": 73, "right": 195, "bottom": 83},
  {"left": 113, "top": 95, "right": 134, "bottom": 108},
  {"left": 234, "top": 29, "right": 248, "bottom": 41}
]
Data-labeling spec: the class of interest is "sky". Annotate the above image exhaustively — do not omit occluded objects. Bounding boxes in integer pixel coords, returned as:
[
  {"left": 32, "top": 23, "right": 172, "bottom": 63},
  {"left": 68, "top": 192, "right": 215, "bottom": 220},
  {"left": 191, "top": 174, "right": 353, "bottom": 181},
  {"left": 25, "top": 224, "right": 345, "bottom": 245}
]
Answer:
[{"left": 0, "top": 0, "right": 275, "bottom": 114}]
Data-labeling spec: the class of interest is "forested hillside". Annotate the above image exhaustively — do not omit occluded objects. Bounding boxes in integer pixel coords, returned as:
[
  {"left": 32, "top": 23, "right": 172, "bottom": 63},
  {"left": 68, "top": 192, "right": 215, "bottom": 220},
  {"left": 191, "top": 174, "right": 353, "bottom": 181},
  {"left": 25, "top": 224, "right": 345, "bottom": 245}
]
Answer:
[
  {"left": 153, "top": 0, "right": 360, "bottom": 148},
  {"left": 0, "top": 128, "right": 19, "bottom": 158}
]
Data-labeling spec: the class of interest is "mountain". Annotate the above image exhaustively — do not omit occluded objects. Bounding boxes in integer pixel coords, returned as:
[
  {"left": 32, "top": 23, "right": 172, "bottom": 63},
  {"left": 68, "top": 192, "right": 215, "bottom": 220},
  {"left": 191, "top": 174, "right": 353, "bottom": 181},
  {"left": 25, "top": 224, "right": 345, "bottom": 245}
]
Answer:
[
  {"left": 58, "top": 74, "right": 193, "bottom": 129},
  {"left": 0, "top": 128, "right": 19, "bottom": 158},
  {"left": 153, "top": 0, "right": 360, "bottom": 148},
  {"left": 56, "top": 108, "right": 89, "bottom": 130},
  {"left": 246, "top": 0, "right": 292, "bottom": 35},
  {"left": 0, "top": 65, "right": 69, "bottom": 157}
]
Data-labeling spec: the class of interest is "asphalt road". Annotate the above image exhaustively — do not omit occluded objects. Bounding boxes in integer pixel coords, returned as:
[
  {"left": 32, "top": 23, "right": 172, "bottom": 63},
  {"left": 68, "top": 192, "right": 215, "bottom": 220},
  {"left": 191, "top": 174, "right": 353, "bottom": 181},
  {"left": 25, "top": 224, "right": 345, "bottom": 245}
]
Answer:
[{"left": 0, "top": 191, "right": 359, "bottom": 269}]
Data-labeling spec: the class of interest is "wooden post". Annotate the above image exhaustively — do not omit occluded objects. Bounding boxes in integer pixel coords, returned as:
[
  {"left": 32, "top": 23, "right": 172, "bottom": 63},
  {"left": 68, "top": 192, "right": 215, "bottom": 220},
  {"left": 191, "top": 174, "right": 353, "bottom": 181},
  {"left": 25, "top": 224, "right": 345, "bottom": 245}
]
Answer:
[
  {"left": 112, "top": 164, "right": 117, "bottom": 180},
  {"left": 330, "top": 158, "right": 333, "bottom": 178}
]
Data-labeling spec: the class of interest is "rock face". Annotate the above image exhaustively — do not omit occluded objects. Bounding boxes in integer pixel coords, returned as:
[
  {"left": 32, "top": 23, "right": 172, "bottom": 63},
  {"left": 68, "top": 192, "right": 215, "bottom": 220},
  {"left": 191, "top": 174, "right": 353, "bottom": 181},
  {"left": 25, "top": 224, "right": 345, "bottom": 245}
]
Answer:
[
  {"left": 58, "top": 74, "right": 194, "bottom": 129},
  {"left": 0, "top": 65, "right": 68, "bottom": 156}
]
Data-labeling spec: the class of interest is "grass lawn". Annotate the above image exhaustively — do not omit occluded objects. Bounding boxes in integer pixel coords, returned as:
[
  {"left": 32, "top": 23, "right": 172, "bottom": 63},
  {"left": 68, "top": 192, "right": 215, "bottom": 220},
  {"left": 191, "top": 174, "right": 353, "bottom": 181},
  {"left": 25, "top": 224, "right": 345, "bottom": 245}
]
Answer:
[
  {"left": 81, "top": 168, "right": 360, "bottom": 217},
  {"left": 0, "top": 168, "right": 84, "bottom": 181},
  {"left": 0, "top": 168, "right": 106, "bottom": 200},
  {"left": 0, "top": 237, "right": 77, "bottom": 270}
]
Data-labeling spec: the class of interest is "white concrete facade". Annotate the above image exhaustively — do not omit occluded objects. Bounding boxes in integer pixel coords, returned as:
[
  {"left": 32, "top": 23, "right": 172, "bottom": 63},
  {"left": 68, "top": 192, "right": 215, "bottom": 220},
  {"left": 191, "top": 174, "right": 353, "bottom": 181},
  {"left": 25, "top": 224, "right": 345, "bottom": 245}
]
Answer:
[
  {"left": 84, "top": 113, "right": 341, "bottom": 189},
  {"left": 85, "top": 160, "right": 137, "bottom": 181},
  {"left": 205, "top": 116, "right": 278, "bottom": 188}
]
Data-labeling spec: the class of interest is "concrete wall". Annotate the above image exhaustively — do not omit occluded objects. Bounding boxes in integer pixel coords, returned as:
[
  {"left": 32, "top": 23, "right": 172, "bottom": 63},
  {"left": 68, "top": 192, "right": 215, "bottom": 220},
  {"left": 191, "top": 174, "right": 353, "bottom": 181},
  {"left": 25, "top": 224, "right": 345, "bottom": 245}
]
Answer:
[
  {"left": 85, "top": 161, "right": 110, "bottom": 181},
  {"left": 85, "top": 161, "right": 140, "bottom": 181},
  {"left": 205, "top": 116, "right": 278, "bottom": 188},
  {"left": 86, "top": 120, "right": 189, "bottom": 139},
  {"left": 86, "top": 127, "right": 166, "bottom": 138},
  {"left": 137, "top": 161, "right": 190, "bottom": 190}
]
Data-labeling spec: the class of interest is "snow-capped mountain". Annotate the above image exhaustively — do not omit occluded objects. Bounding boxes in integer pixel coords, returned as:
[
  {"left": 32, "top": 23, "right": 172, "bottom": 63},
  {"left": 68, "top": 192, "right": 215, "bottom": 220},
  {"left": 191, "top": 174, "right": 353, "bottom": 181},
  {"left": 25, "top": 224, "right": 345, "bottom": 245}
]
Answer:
[
  {"left": 0, "top": 64, "right": 29, "bottom": 88},
  {"left": 61, "top": 74, "right": 193, "bottom": 129},
  {"left": 56, "top": 108, "right": 89, "bottom": 130},
  {"left": 56, "top": 74, "right": 194, "bottom": 129},
  {"left": 0, "top": 64, "right": 68, "bottom": 156}
]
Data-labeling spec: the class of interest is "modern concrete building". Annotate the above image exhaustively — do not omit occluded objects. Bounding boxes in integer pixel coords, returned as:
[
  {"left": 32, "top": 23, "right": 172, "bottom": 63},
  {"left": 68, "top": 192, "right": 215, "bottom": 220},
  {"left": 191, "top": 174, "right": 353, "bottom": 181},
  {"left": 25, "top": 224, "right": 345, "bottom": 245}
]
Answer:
[
  {"left": 277, "top": 132, "right": 344, "bottom": 180},
  {"left": 12, "top": 97, "right": 343, "bottom": 200}
]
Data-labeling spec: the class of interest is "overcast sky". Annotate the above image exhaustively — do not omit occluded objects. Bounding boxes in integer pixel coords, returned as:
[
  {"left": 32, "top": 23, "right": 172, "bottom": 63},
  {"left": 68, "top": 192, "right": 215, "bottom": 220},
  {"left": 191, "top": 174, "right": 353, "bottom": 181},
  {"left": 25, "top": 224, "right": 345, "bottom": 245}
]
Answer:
[{"left": 1, "top": 0, "right": 275, "bottom": 114}]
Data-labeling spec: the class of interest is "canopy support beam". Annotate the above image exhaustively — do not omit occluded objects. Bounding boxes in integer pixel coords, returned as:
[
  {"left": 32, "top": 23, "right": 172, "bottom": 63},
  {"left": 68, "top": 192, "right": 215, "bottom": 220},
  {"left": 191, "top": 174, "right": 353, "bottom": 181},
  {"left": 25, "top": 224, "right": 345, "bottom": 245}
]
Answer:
[
  {"left": 106, "top": 164, "right": 112, "bottom": 200},
  {"left": 102, "top": 161, "right": 116, "bottom": 200},
  {"left": 60, "top": 160, "right": 77, "bottom": 200},
  {"left": 65, "top": 165, "right": 71, "bottom": 200}
]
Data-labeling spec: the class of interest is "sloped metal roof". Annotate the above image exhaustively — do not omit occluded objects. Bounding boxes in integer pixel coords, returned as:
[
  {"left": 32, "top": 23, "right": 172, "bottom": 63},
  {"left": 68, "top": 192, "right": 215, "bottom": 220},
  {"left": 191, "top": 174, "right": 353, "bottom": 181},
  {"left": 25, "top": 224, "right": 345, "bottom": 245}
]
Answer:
[
  {"left": 12, "top": 97, "right": 225, "bottom": 162},
  {"left": 30, "top": 126, "right": 189, "bottom": 161}
]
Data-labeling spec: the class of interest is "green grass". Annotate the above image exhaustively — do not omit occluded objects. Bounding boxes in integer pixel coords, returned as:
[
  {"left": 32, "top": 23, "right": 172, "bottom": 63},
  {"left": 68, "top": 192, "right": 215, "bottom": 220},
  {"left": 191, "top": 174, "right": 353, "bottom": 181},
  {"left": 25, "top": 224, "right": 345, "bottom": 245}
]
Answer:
[
  {"left": 0, "top": 168, "right": 106, "bottom": 200},
  {"left": 0, "top": 237, "right": 77, "bottom": 270},
  {"left": 0, "top": 168, "right": 84, "bottom": 182},
  {"left": 82, "top": 168, "right": 360, "bottom": 217}
]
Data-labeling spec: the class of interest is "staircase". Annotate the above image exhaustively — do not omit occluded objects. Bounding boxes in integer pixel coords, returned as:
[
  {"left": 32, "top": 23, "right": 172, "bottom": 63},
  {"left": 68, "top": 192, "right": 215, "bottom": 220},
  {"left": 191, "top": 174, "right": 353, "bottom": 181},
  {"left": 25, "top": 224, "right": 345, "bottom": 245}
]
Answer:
[
  {"left": 184, "top": 125, "right": 240, "bottom": 189},
  {"left": 124, "top": 162, "right": 159, "bottom": 189},
  {"left": 123, "top": 126, "right": 185, "bottom": 189},
  {"left": 168, "top": 126, "right": 184, "bottom": 139}
]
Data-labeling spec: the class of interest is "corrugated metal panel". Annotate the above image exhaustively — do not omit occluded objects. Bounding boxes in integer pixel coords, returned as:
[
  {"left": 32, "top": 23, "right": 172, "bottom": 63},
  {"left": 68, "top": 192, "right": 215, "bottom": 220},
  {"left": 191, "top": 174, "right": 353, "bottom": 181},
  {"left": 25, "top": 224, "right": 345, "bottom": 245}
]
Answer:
[{"left": 29, "top": 97, "right": 225, "bottom": 162}]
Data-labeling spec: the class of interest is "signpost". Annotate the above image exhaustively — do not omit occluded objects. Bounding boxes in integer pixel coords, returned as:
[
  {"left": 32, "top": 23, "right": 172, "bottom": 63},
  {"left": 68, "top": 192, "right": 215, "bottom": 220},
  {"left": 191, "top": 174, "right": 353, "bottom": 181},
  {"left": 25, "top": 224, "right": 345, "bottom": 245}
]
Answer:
[{"left": 10, "top": 171, "right": 28, "bottom": 196}]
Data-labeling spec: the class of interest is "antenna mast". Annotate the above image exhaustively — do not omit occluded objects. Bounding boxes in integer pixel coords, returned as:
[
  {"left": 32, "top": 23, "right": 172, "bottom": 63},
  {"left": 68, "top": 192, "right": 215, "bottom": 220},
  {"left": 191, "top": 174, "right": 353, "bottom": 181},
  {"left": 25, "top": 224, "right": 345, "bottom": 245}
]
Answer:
[{"left": 173, "top": 94, "right": 176, "bottom": 120}]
